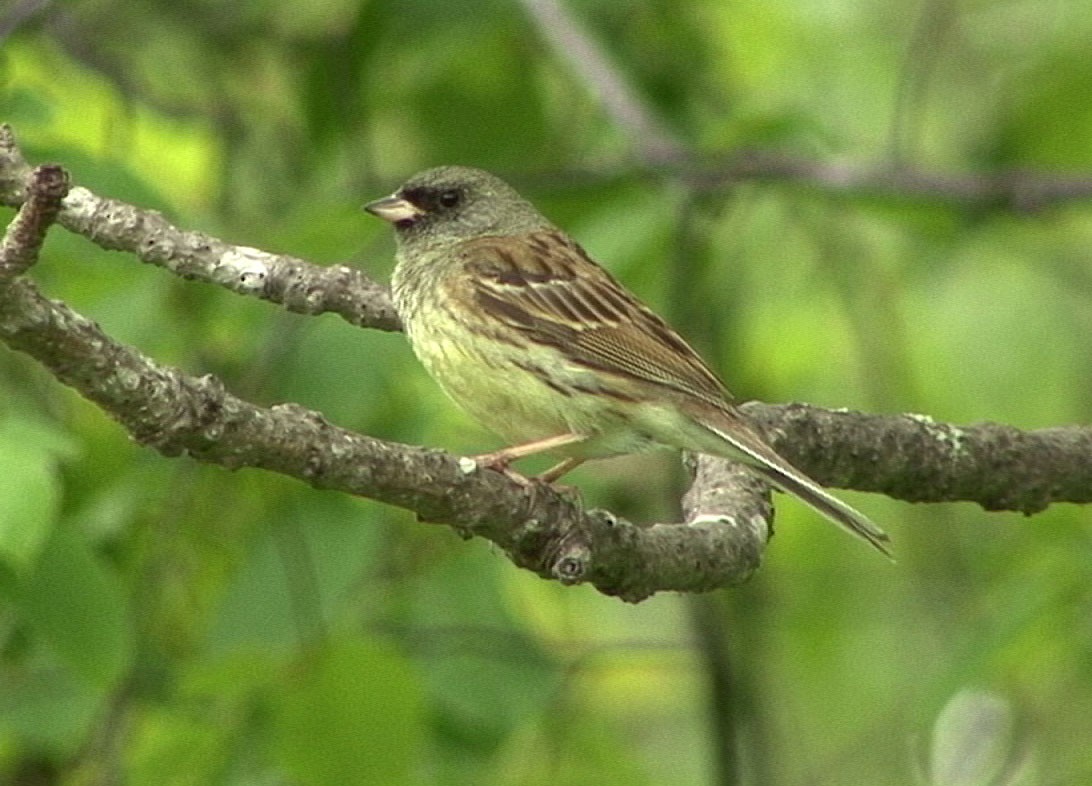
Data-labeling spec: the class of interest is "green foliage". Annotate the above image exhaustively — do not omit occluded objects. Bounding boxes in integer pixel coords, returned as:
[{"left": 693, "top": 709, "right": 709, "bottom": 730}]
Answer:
[
  {"left": 0, "top": 412, "right": 75, "bottom": 573},
  {"left": 14, "top": 526, "right": 134, "bottom": 689},
  {"left": 2, "top": 0, "right": 1092, "bottom": 784},
  {"left": 274, "top": 640, "right": 424, "bottom": 786}
]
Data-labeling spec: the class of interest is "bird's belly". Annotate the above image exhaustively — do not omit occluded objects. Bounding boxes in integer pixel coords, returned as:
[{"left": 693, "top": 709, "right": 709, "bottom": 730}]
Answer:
[{"left": 406, "top": 318, "right": 656, "bottom": 458}]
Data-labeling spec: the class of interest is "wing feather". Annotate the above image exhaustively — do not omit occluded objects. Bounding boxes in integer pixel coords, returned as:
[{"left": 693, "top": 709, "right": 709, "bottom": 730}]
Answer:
[{"left": 453, "top": 231, "right": 733, "bottom": 406}]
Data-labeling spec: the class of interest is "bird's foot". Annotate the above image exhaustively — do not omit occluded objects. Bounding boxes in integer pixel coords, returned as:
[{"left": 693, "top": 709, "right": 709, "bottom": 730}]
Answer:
[
  {"left": 467, "top": 433, "right": 588, "bottom": 486},
  {"left": 467, "top": 453, "right": 584, "bottom": 499},
  {"left": 469, "top": 451, "right": 536, "bottom": 486}
]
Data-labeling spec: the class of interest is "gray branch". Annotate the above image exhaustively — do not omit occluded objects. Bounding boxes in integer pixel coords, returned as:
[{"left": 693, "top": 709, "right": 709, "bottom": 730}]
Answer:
[
  {"left": 694, "top": 151, "right": 1092, "bottom": 212},
  {"left": 0, "top": 126, "right": 401, "bottom": 332},
  {"left": 3, "top": 127, "right": 1091, "bottom": 601},
  {"left": 741, "top": 404, "right": 1092, "bottom": 513},
  {"left": 0, "top": 257, "right": 763, "bottom": 604}
]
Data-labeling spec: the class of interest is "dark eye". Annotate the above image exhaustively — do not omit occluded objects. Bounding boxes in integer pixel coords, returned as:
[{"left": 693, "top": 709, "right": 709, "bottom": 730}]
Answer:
[{"left": 438, "top": 189, "right": 461, "bottom": 208}]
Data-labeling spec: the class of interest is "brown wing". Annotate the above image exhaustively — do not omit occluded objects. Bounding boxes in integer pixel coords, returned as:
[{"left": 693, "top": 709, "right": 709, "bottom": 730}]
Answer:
[{"left": 451, "top": 230, "right": 735, "bottom": 407}]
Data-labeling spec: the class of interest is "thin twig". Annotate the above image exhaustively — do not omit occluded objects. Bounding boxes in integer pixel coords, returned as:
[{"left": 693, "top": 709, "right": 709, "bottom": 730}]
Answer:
[
  {"left": 0, "top": 163, "right": 69, "bottom": 277},
  {"left": 517, "top": 0, "right": 688, "bottom": 164}
]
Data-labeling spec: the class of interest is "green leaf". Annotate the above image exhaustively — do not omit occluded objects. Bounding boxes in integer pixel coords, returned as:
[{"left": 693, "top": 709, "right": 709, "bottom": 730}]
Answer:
[
  {"left": 125, "top": 707, "right": 228, "bottom": 786},
  {"left": 0, "top": 664, "right": 100, "bottom": 756},
  {"left": 0, "top": 414, "right": 77, "bottom": 573},
  {"left": 18, "top": 527, "right": 133, "bottom": 689},
  {"left": 205, "top": 495, "right": 386, "bottom": 654},
  {"left": 273, "top": 639, "right": 424, "bottom": 786},
  {"left": 409, "top": 550, "right": 561, "bottom": 750}
]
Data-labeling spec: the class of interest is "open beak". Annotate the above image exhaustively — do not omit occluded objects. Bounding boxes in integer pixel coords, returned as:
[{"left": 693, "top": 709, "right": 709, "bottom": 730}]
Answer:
[{"left": 364, "top": 195, "right": 424, "bottom": 224}]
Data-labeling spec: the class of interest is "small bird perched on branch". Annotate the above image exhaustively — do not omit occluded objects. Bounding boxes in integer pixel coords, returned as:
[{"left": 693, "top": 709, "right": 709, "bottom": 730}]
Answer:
[{"left": 366, "top": 166, "right": 890, "bottom": 557}]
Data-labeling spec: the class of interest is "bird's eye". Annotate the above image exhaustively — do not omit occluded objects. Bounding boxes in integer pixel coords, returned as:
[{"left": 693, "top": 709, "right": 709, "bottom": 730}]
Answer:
[{"left": 438, "top": 189, "right": 461, "bottom": 208}]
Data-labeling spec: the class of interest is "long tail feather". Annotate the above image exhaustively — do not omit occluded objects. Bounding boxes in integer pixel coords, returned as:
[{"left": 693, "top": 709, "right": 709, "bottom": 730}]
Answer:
[
  {"left": 748, "top": 462, "right": 892, "bottom": 558},
  {"left": 696, "top": 411, "right": 892, "bottom": 558}
]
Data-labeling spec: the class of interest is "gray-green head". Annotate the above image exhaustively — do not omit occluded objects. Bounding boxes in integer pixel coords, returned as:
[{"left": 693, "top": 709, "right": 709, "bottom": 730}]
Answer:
[{"left": 364, "top": 166, "right": 551, "bottom": 251}]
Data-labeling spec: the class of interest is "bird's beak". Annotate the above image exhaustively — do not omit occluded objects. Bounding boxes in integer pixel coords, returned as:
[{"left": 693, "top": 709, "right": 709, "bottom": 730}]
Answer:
[{"left": 364, "top": 195, "right": 424, "bottom": 224}]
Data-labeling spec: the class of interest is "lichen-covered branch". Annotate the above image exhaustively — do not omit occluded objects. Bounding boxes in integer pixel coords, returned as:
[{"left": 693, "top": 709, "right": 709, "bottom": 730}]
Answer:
[
  {"left": 0, "top": 125, "right": 401, "bottom": 332},
  {"left": 0, "top": 161, "right": 766, "bottom": 602},
  {"left": 0, "top": 266, "right": 763, "bottom": 603},
  {"left": 0, "top": 163, "right": 69, "bottom": 276},
  {"left": 3, "top": 130, "right": 1092, "bottom": 601},
  {"left": 743, "top": 404, "right": 1092, "bottom": 512}
]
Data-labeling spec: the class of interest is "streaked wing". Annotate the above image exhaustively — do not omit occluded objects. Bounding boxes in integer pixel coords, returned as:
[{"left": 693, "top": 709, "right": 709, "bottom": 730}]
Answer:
[{"left": 452, "top": 231, "right": 734, "bottom": 406}]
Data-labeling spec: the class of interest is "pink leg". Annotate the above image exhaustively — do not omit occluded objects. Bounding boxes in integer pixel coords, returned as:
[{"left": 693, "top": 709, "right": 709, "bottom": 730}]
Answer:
[
  {"left": 472, "top": 433, "right": 586, "bottom": 484},
  {"left": 537, "top": 457, "right": 585, "bottom": 483}
]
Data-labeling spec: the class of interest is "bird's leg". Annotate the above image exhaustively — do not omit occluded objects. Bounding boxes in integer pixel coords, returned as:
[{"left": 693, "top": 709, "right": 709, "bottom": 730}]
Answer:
[
  {"left": 471, "top": 433, "right": 586, "bottom": 485},
  {"left": 537, "top": 457, "right": 585, "bottom": 483}
]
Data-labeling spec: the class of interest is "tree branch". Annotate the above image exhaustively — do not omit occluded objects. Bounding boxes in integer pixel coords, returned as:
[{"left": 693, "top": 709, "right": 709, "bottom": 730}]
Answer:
[
  {"left": 693, "top": 151, "right": 1092, "bottom": 212},
  {"left": 516, "top": 1, "right": 1092, "bottom": 212},
  {"left": 741, "top": 405, "right": 1092, "bottom": 512},
  {"left": 517, "top": 0, "right": 687, "bottom": 165},
  {"left": 3, "top": 128, "right": 1090, "bottom": 601},
  {"left": 0, "top": 126, "right": 401, "bottom": 332},
  {"left": 0, "top": 163, "right": 68, "bottom": 276},
  {"left": 0, "top": 159, "right": 767, "bottom": 602}
]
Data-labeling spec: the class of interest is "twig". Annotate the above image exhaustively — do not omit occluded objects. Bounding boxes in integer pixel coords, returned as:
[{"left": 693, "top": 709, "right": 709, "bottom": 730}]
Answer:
[
  {"left": 517, "top": 0, "right": 688, "bottom": 164},
  {"left": 0, "top": 125, "right": 401, "bottom": 332},
  {"left": 0, "top": 163, "right": 69, "bottom": 277}
]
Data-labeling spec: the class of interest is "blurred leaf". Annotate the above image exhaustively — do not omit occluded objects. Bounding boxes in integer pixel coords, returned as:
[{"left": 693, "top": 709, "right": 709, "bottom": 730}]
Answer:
[
  {"left": 0, "top": 664, "right": 101, "bottom": 756},
  {"left": 929, "top": 689, "right": 1029, "bottom": 786},
  {"left": 409, "top": 550, "right": 561, "bottom": 752},
  {"left": 205, "top": 494, "right": 386, "bottom": 654},
  {"left": 273, "top": 639, "right": 423, "bottom": 786},
  {"left": 0, "top": 414, "right": 77, "bottom": 573},
  {"left": 17, "top": 526, "right": 133, "bottom": 689},
  {"left": 494, "top": 707, "right": 654, "bottom": 786},
  {"left": 181, "top": 644, "right": 281, "bottom": 704},
  {"left": 994, "top": 51, "right": 1092, "bottom": 168},
  {"left": 401, "top": 25, "right": 552, "bottom": 169},
  {"left": 0, "top": 85, "right": 54, "bottom": 127},
  {"left": 125, "top": 708, "right": 227, "bottom": 786}
]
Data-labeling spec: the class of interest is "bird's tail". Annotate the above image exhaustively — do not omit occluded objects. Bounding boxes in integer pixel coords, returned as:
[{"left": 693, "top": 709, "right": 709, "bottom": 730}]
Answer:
[
  {"left": 748, "top": 461, "right": 892, "bottom": 558},
  {"left": 694, "top": 409, "right": 892, "bottom": 558}
]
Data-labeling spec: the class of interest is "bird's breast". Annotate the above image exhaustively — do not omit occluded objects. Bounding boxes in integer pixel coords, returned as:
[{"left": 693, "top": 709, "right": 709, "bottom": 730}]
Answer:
[{"left": 394, "top": 272, "right": 656, "bottom": 456}]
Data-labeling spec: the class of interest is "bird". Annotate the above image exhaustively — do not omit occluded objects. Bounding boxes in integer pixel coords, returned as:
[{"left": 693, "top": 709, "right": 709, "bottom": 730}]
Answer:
[{"left": 364, "top": 166, "right": 891, "bottom": 557}]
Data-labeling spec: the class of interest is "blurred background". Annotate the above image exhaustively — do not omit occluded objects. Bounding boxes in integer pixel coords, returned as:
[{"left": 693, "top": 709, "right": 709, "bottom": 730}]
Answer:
[{"left": 1, "top": 0, "right": 1090, "bottom": 784}]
